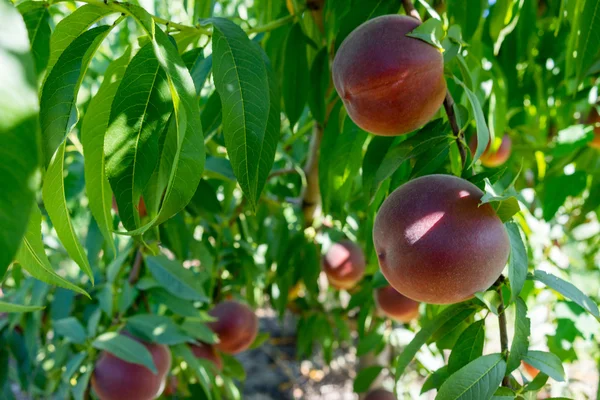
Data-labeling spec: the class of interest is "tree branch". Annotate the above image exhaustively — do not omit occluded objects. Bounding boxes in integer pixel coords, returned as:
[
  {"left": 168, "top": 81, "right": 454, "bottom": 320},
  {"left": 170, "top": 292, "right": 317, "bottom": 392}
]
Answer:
[
  {"left": 401, "top": 0, "right": 422, "bottom": 20},
  {"left": 495, "top": 275, "right": 511, "bottom": 388},
  {"left": 128, "top": 249, "right": 144, "bottom": 285},
  {"left": 401, "top": 0, "right": 467, "bottom": 168},
  {"left": 301, "top": 123, "right": 323, "bottom": 228}
]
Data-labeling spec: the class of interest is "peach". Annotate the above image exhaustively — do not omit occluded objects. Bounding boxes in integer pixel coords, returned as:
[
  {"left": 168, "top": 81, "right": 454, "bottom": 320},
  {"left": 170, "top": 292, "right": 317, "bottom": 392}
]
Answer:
[
  {"left": 364, "top": 388, "right": 396, "bottom": 400},
  {"left": 190, "top": 342, "right": 222, "bottom": 370},
  {"left": 373, "top": 174, "right": 510, "bottom": 304},
  {"left": 469, "top": 134, "right": 512, "bottom": 167},
  {"left": 91, "top": 334, "right": 171, "bottom": 400},
  {"left": 208, "top": 301, "right": 258, "bottom": 354},
  {"left": 322, "top": 240, "right": 366, "bottom": 290},
  {"left": 375, "top": 285, "right": 420, "bottom": 323},
  {"left": 332, "top": 15, "right": 446, "bottom": 136}
]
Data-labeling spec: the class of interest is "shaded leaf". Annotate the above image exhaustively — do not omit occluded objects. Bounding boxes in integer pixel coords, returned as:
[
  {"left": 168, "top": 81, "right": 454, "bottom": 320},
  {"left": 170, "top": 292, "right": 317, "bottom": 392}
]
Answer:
[
  {"left": 42, "top": 142, "right": 94, "bottom": 281},
  {"left": 15, "top": 205, "right": 88, "bottom": 297},
  {"left": 82, "top": 49, "right": 132, "bottom": 253},
  {"left": 145, "top": 255, "right": 208, "bottom": 302},
  {"left": 92, "top": 332, "right": 157, "bottom": 374},
  {"left": 395, "top": 302, "right": 476, "bottom": 379},
  {"left": 507, "top": 297, "right": 530, "bottom": 373},
  {"left": 0, "top": 301, "right": 43, "bottom": 313},
  {"left": 54, "top": 317, "right": 87, "bottom": 344},
  {"left": 447, "top": 320, "right": 485, "bottom": 374},
  {"left": 40, "top": 24, "right": 112, "bottom": 163},
  {"left": 17, "top": 2, "right": 51, "bottom": 77},
  {"left": 353, "top": 365, "right": 383, "bottom": 393},
  {"left": 126, "top": 314, "right": 192, "bottom": 345},
  {"left": 207, "top": 17, "right": 272, "bottom": 211},
  {"left": 282, "top": 23, "right": 310, "bottom": 127},
  {"left": 0, "top": 2, "right": 40, "bottom": 274},
  {"left": 505, "top": 222, "right": 527, "bottom": 303},
  {"left": 105, "top": 43, "right": 172, "bottom": 231}
]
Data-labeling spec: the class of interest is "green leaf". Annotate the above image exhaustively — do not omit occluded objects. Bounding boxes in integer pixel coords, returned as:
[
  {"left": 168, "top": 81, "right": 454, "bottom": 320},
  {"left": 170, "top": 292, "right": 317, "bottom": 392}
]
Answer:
[
  {"left": 446, "top": 0, "right": 483, "bottom": 41},
  {"left": 71, "top": 367, "right": 92, "bottom": 400},
  {"left": 541, "top": 172, "right": 587, "bottom": 221},
  {"left": 145, "top": 255, "right": 208, "bottom": 302},
  {"left": 454, "top": 76, "right": 490, "bottom": 167},
  {"left": 422, "top": 366, "right": 450, "bottom": 393},
  {"left": 0, "top": 2, "right": 40, "bottom": 274},
  {"left": 353, "top": 365, "right": 384, "bottom": 393},
  {"left": 92, "top": 332, "right": 157, "bottom": 374},
  {"left": 221, "top": 353, "right": 246, "bottom": 380},
  {"left": 105, "top": 43, "right": 173, "bottom": 231},
  {"left": 506, "top": 297, "right": 530, "bottom": 373},
  {"left": 282, "top": 23, "right": 310, "bottom": 127},
  {"left": 362, "top": 136, "right": 395, "bottom": 199},
  {"left": 531, "top": 270, "right": 600, "bottom": 319},
  {"left": 0, "top": 301, "right": 43, "bottom": 313},
  {"left": 480, "top": 182, "right": 521, "bottom": 223},
  {"left": 46, "top": 4, "right": 114, "bottom": 74},
  {"left": 522, "top": 350, "right": 565, "bottom": 382},
  {"left": 15, "top": 205, "right": 89, "bottom": 297},
  {"left": 53, "top": 317, "right": 87, "bottom": 344},
  {"left": 180, "top": 319, "right": 218, "bottom": 344},
  {"left": 171, "top": 344, "right": 213, "bottom": 398},
  {"left": 207, "top": 17, "right": 273, "bottom": 211},
  {"left": 505, "top": 222, "right": 527, "bottom": 303},
  {"left": 126, "top": 314, "right": 192, "bottom": 345},
  {"left": 395, "top": 302, "right": 476, "bottom": 379},
  {"left": 491, "top": 387, "right": 516, "bottom": 400},
  {"left": 566, "top": 0, "right": 600, "bottom": 87},
  {"left": 151, "top": 26, "right": 205, "bottom": 226},
  {"left": 40, "top": 24, "right": 114, "bottom": 164},
  {"left": 436, "top": 353, "right": 506, "bottom": 400},
  {"left": 447, "top": 320, "right": 485, "bottom": 374},
  {"left": 42, "top": 142, "right": 94, "bottom": 282},
  {"left": 82, "top": 49, "right": 133, "bottom": 253},
  {"left": 17, "top": 2, "right": 51, "bottom": 77},
  {"left": 201, "top": 91, "right": 223, "bottom": 135},
  {"left": 320, "top": 116, "right": 368, "bottom": 216},
  {"left": 307, "top": 47, "right": 330, "bottom": 124},
  {"left": 406, "top": 18, "right": 444, "bottom": 49},
  {"left": 62, "top": 352, "right": 86, "bottom": 383}
]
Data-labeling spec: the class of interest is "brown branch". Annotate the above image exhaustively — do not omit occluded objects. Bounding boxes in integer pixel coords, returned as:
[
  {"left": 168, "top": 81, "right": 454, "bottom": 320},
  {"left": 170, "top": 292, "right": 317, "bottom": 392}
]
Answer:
[
  {"left": 401, "top": 0, "right": 468, "bottom": 168},
  {"left": 495, "top": 275, "right": 511, "bottom": 388},
  {"left": 401, "top": 0, "right": 422, "bottom": 20},
  {"left": 444, "top": 92, "right": 467, "bottom": 167},
  {"left": 301, "top": 123, "right": 323, "bottom": 228},
  {"left": 268, "top": 168, "right": 299, "bottom": 180},
  {"left": 128, "top": 249, "right": 144, "bottom": 285}
]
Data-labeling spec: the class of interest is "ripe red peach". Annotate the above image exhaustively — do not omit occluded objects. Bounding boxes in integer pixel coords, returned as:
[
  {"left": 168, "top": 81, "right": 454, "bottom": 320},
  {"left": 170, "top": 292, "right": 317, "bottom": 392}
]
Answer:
[
  {"left": 373, "top": 174, "right": 510, "bottom": 304},
  {"left": 91, "top": 335, "right": 171, "bottom": 400},
  {"left": 332, "top": 15, "right": 446, "bottom": 136},
  {"left": 469, "top": 134, "right": 512, "bottom": 167},
  {"left": 364, "top": 388, "right": 397, "bottom": 400},
  {"left": 208, "top": 301, "right": 258, "bottom": 354},
  {"left": 375, "top": 285, "right": 420, "bottom": 323},
  {"left": 321, "top": 240, "right": 366, "bottom": 290},
  {"left": 190, "top": 342, "right": 223, "bottom": 370}
]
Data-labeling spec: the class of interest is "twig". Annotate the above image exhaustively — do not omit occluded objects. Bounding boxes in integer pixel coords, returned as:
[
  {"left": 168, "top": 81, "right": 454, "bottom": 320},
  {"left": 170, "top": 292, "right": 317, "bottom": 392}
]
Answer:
[
  {"left": 401, "top": 0, "right": 468, "bottom": 168},
  {"left": 128, "top": 249, "right": 143, "bottom": 285},
  {"left": 444, "top": 92, "right": 467, "bottom": 167},
  {"left": 495, "top": 275, "right": 511, "bottom": 388},
  {"left": 268, "top": 168, "right": 300, "bottom": 180},
  {"left": 401, "top": 0, "right": 422, "bottom": 20},
  {"left": 301, "top": 123, "right": 323, "bottom": 228}
]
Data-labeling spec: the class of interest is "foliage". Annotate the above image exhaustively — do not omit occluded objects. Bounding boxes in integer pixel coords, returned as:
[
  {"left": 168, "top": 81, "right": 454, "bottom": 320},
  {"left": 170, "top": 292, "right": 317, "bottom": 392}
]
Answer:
[{"left": 0, "top": 0, "right": 599, "bottom": 399}]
